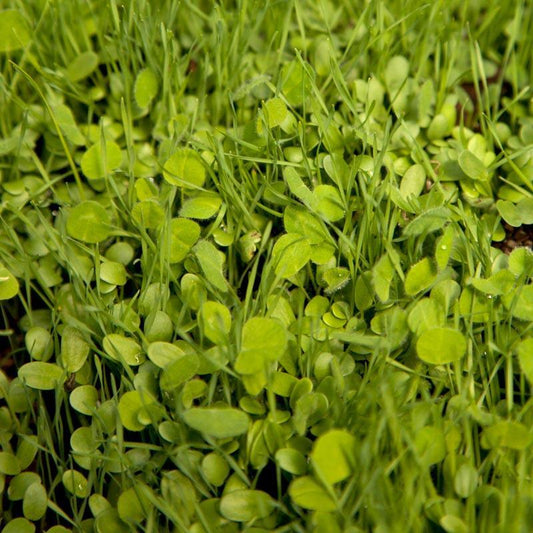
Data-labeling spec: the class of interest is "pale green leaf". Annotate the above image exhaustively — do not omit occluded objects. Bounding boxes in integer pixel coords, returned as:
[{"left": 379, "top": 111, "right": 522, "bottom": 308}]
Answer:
[
  {"left": 19, "top": 362, "right": 65, "bottom": 390},
  {"left": 310, "top": 429, "right": 356, "bottom": 485},
  {"left": 0, "top": 10, "right": 31, "bottom": 52},
  {"left": 220, "top": 489, "right": 275, "bottom": 522},
  {"left": 134, "top": 68, "right": 158, "bottom": 108},
  {"left": 288, "top": 476, "right": 336, "bottom": 511},
  {"left": 416, "top": 327, "right": 467, "bottom": 365},
  {"left": 163, "top": 148, "right": 206, "bottom": 188},
  {"left": 182, "top": 407, "right": 249, "bottom": 438},
  {"left": 66, "top": 201, "right": 111, "bottom": 243},
  {"left": 81, "top": 140, "right": 122, "bottom": 179}
]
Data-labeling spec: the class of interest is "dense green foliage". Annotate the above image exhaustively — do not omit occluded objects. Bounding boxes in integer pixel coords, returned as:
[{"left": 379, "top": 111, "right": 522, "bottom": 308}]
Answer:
[{"left": 1, "top": 1, "right": 533, "bottom": 531}]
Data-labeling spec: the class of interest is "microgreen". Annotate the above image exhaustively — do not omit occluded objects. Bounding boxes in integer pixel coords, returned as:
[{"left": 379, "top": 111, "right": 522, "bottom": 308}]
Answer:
[{"left": 2, "top": 0, "right": 533, "bottom": 531}]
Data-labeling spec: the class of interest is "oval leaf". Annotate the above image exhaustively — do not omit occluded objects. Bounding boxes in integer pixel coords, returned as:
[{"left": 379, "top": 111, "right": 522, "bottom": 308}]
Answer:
[
  {"left": 272, "top": 233, "right": 312, "bottom": 279},
  {"left": 416, "top": 327, "right": 466, "bottom": 365},
  {"left": 19, "top": 362, "right": 65, "bottom": 390},
  {"left": 182, "top": 407, "right": 249, "bottom": 439},
  {"left": 220, "top": 489, "right": 275, "bottom": 522},
  {"left": 0, "top": 266, "right": 19, "bottom": 300},
  {"left": 180, "top": 194, "right": 222, "bottom": 219},
  {"left": 134, "top": 68, "right": 158, "bottom": 108}
]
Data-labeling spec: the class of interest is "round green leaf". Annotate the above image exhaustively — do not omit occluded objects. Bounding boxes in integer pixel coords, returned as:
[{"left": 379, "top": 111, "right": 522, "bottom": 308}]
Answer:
[
  {"left": 7, "top": 472, "right": 41, "bottom": 501},
  {"left": 66, "top": 201, "right": 111, "bottom": 243},
  {"left": 134, "top": 68, "right": 158, "bottom": 108},
  {"left": 199, "top": 301, "right": 232, "bottom": 344},
  {"left": 23, "top": 482, "right": 47, "bottom": 521},
  {"left": 481, "top": 421, "right": 531, "bottom": 450},
  {"left": 194, "top": 239, "right": 227, "bottom": 292},
  {"left": 458, "top": 150, "right": 488, "bottom": 181},
  {"left": 202, "top": 453, "right": 230, "bottom": 486},
  {"left": 275, "top": 448, "right": 307, "bottom": 475},
  {"left": 25, "top": 327, "right": 53, "bottom": 361},
  {"left": 0, "top": 10, "right": 31, "bottom": 52},
  {"left": 384, "top": 55, "right": 409, "bottom": 92},
  {"left": 454, "top": 464, "right": 478, "bottom": 499},
  {"left": 322, "top": 267, "right": 350, "bottom": 295},
  {"left": 400, "top": 164, "right": 426, "bottom": 199},
  {"left": 147, "top": 341, "right": 185, "bottom": 368},
  {"left": 132, "top": 200, "right": 164, "bottom": 229},
  {"left": 516, "top": 197, "right": 533, "bottom": 224},
  {"left": 506, "top": 285, "right": 533, "bottom": 321},
  {"left": 235, "top": 317, "right": 287, "bottom": 374},
  {"left": 414, "top": 426, "right": 446, "bottom": 465},
  {"left": 160, "top": 353, "right": 199, "bottom": 391},
  {"left": 106, "top": 242, "right": 135, "bottom": 265},
  {"left": 118, "top": 390, "right": 157, "bottom": 431},
  {"left": 70, "top": 385, "right": 99, "bottom": 415},
  {"left": 103, "top": 334, "right": 145, "bottom": 366},
  {"left": 272, "top": 233, "right": 312, "bottom": 279},
  {"left": 288, "top": 476, "right": 336, "bottom": 512},
  {"left": 310, "top": 429, "right": 356, "bottom": 485},
  {"left": 61, "top": 326, "right": 90, "bottom": 373},
  {"left": 144, "top": 310, "right": 174, "bottom": 342},
  {"left": 312, "top": 185, "right": 344, "bottom": 222},
  {"left": 405, "top": 257, "right": 437, "bottom": 295},
  {"left": 496, "top": 200, "right": 522, "bottom": 227},
  {"left": 180, "top": 194, "right": 222, "bottom": 219},
  {"left": 182, "top": 407, "right": 249, "bottom": 439},
  {"left": 517, "top": 338, "right": 533, "bottom": 385},
  {"left": 416, "top": 327, "right": 467, "bottom": 365},
  {"left": 470, "top": 269, "right": 515, "bottom": 296},
  {"left": 163, "top": 148, "right": 206, "bottom": 188},
  {"left": 16, "top": 436, "right": 38, "bottom": 470},
  {"left": 263, "top": 97, "right": 288, "bottom": 128},
  {"left": 81, "top": 140, "right": 122, "bottom": 180},
  {"left": 62, "top": 469, "right": 89, "bottom": 498},
  {"left": 53, "top": 103, "right": 85, "bottom": 146},
  {"left": 66, "top": 51, "right": 98, "bottom": 82},
  {"left": 0, "top": 452, "right": 21, "bottom": 475},
  {"left": 117, "top": 486, "right": 151, "bottom": 523},
  {"left": 165, "top": 218, "right": 201, "bottom": 263},
  {"left": 19, "top": 362, "right": 65, "bottom": 390},
  {"left": 0, "top": 266, "right": 19, "bottom": 300},
  {"left": 100, "top": 261, "right": 127, "bottom": 286},
  {"left": 94, "top": 508, "right": 130, "bottom": 533},
  {"left": 220, "top": 489, "right": 276, "bottom": 522},
  {"left": 1, "top": 518, "right": 35, "bottom": 533},
  {"left": 407, "top": 298, "right": 445, "bottom": 335},
  {"left": 284, "top": 205, "right": 329, "bottom": 245}
]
